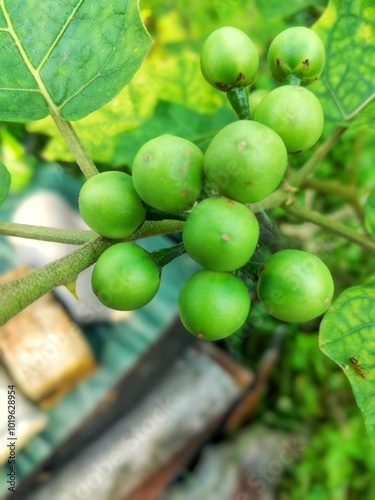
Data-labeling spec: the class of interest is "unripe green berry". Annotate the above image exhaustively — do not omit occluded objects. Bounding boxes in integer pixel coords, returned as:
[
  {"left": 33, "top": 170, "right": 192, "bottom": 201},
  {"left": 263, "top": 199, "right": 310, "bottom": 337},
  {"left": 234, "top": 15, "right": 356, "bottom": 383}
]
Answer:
[
  {"left": 178, "top": 270, "right": 250, "bottom": 341},
  {"left": 254, "top": 86, "right": 324, "bottom": 153},
  {"left": 79, "top": 171, "right": 146, "bottom": 239},
  {"left": 132, "top": 135, "right": 204, "bottom": 212},
  {"left": 183, "top": 196, "right": 259, "bottom": 272},
  {"left": 257, "top": 249, "right": 334, "bottom": 323},
  {"left": 201, "top": 26, "right": 259, "bottom": 92},
  {"left": 204, "top": 120, "right": 287, "bottom": 203},
  {"left": 92, "top": 242, "right": 161, "bottom": 311},
  {"left": 268, "top": 27, "right": 325, "bottom": 86}
]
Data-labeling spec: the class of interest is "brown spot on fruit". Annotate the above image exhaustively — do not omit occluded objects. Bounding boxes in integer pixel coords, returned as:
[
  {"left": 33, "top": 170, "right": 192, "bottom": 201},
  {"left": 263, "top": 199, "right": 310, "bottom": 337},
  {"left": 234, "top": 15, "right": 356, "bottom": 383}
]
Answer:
[
  {"left": 238, "top": 141, "right": 246, "bottom": 151},
  {"left": 145, "top": 154, "right": 152, "bottom": 160},
  {"left": 197, "top": 333, "right": 204, "bottom": 340},
  {"left": 182, "top": 148, "right": 193, "bottom": 157},
  {"left": 302, "top": 59, "right": 309, "bottom": 67},
  {"left": 236, "top": 72, "right": 245, "bottom": 82},
  {"left": 216, "top": 81, "right": 229, "bottom": 91},
  {"left": 221, "top": 233, "right": 230, "bottom": 241}
]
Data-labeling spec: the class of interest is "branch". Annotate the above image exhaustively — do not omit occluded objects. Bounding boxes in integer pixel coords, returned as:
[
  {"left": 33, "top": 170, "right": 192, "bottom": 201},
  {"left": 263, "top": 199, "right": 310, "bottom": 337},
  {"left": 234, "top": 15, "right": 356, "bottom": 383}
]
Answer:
[
  {"left": 290, "top": 126, "right": 347, "bottom": 187},
  {"left": 0, "top": 236, "right": 110, "bottom": 326},
  {"left": 301, "top": 178, "right": 364, "bottom": 220},
  {"left": 284, "top": 201, "right": 375, "bottom": 253},
  {"left": 0, "top": 219, "right": 185, "bottom": 326},
  {"left": 0, "top": 222, "right": 96, "bottom": 244}
]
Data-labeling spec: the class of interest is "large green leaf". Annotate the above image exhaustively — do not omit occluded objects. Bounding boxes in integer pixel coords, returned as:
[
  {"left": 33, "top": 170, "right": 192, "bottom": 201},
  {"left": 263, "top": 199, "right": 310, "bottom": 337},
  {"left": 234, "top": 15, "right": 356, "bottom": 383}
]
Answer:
[
  {"left": 319, "top": 278, "right": 375, "bottom": 444},
  {"left": 0, "top": 0, "right": 152, "bottom": 122},
  {"left": 313, "top": 0, "right": 375, "bottom": 128}
]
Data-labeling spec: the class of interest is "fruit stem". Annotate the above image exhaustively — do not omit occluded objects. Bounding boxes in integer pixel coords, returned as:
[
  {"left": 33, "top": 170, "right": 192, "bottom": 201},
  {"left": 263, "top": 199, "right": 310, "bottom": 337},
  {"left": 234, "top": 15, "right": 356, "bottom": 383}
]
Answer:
[
  {"left": 146, "top": 207, "right": 189, "bottom": 222},
  {"left": 152, "top": 242, "right": 186, "bottom": 267},
  {"left": 283, "top": 74, "right": 302, "bottom": 86},
  {"left": 49, "top": 108, "right": 99, "bottom": 179},
  {"left": 284, "top": 200, "right": 375, "bottom": 253},
  {"left": 227, "top": 87, "right": 251, "bottom": 120}
]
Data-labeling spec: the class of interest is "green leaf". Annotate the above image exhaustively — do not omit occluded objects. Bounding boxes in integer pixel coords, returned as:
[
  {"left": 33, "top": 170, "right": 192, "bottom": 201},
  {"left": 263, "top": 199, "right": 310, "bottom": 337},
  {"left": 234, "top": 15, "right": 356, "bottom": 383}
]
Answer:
[
  {"left": 0, "top": 161, "right": 10, "bottom": 205},
  {"left": 114, "top": 100, "right": 236, "bottom": 166},
  {"left": 313, "top": 0, "right": 375, "bottom": 128},
  {"left": 255, "top": 0, "right": 319, "bottom": 20},
  {"left": 0, "top": 0, "right": 152, "bottom": 122},
  {"left": 31, "top": 99, "right": 235, "bottom": 167},
  {"left": 319, "top": 279, "right": 375, "bottom": 444},
  {"left": 364, "top": 190, "right": 375, "bottom": 237}
]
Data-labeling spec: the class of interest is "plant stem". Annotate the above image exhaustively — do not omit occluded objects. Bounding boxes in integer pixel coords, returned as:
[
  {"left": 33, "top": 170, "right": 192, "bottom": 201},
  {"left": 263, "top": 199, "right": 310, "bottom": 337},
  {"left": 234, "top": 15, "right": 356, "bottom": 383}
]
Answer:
[
  {"left": 226, "top": 87, "right": 251, "bottom": 120},
  {"left": 301, "top": 178, "right": 364, "bottom": 219},
  {"left": 284, "top": 201, "right": 375, "bottom": 253},
  {"left": 291, "top": 126, "right": 347, "bottom": 187},
  {"left": 0, "top": 222, "right": 97, "bottom": 244},
  {"left": 49, "top": 108, "right": 99, "bottom": 178},
  {"left": 0, "top": 237, "right": 110, "bottom": 326},
  {"left": 0, "top": 219, "right": 184, "bottom": 245},
  {"left": 0, "top": 219, "right": 185, "bottom": 326}
]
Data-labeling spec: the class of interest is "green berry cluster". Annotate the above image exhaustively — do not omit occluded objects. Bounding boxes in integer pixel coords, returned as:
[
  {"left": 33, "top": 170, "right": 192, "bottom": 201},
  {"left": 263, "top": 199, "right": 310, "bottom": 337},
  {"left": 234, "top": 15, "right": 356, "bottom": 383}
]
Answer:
[{"left": 77, "top": 25, "right": 334, "bottom": 342}]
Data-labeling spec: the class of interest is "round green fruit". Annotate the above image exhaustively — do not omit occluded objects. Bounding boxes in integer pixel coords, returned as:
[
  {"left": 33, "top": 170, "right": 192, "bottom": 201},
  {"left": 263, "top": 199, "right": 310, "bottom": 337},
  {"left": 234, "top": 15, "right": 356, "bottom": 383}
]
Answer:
[
  {"left": 79, "top": 171, "right": 146, "bottom": 239},
  {"left": 249, "top": 89, "right": 268, "bottom": 119},
  {"left": 200, "top": 26, "right": 259, "bottom": 91},
  {"left": 254, "top": 86, "right": 324, "bottom": 153},
  {"left": 257, "top": 249, "right": 334, "bottom": 323},
  {"left": 92, "top": 242, "right": 161, "bottom": 311},
  {"left": 132, "top": 135, "right": 204, "bottom": 212},
  {"left": 178, "top": 270, "right": 250, "bottom": 341},
  {"left": 268, "top": 27, "right": 325, "bottom": 86},
  {"left": 183, "top": 196, "right": 259, "bottom": 271},
  {"left": 204, "top": 120, "right": 287, "bottom": 203}
]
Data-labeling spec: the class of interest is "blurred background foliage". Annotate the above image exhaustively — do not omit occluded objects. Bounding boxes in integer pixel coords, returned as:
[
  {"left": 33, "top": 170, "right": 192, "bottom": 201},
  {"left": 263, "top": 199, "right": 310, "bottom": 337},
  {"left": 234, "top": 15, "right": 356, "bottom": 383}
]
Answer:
[{"left": 1, "top": 0, "right": 375, "bottom": 498}]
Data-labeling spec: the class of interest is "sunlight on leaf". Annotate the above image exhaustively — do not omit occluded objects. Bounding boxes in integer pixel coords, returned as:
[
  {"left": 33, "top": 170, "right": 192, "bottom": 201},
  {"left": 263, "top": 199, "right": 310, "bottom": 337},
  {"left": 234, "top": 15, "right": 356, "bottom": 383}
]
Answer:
[
  {"left": 319, "top": 278, "right": 375, "bottom": 444},
  {"left": 314, "top": 0, "right": 375, "bottom": 128}
]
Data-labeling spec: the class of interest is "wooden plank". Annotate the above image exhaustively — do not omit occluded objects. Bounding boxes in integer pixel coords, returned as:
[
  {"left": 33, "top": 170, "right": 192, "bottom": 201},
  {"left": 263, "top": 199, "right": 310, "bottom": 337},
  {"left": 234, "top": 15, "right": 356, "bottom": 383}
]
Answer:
[{"left": 10, "top": 317, "right": 195, "bottom": 499}]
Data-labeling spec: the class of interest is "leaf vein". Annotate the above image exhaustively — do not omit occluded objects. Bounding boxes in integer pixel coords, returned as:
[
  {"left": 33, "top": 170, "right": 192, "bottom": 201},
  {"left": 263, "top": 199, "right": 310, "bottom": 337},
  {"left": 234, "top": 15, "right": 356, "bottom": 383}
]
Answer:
[
  {"left": 37, "top": 0, "right": 85, "bottom": 73},
  {"left": 0, "top": 88, "right": 41, "bottom": 92}
]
